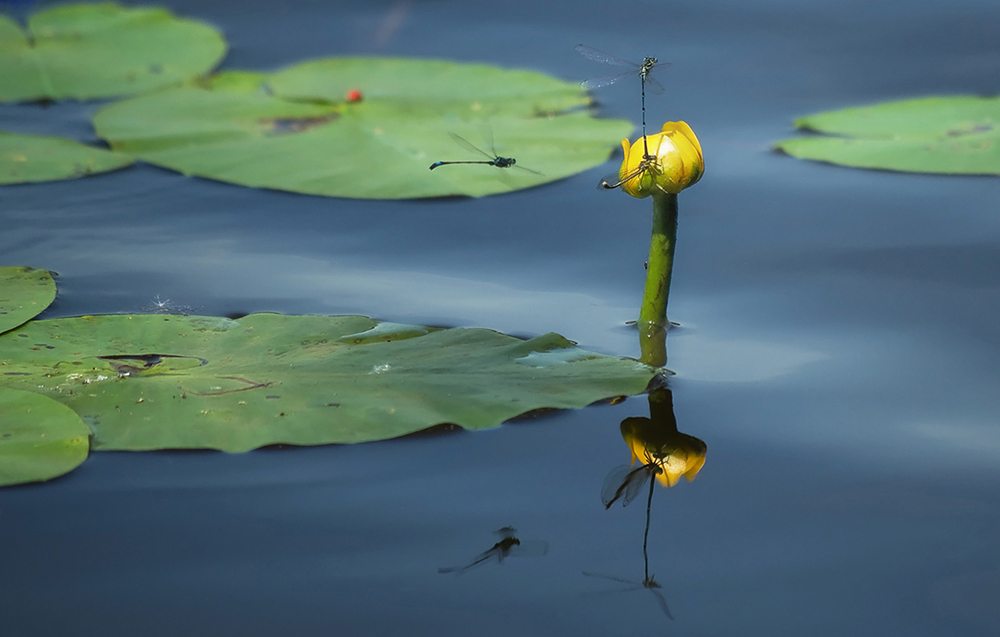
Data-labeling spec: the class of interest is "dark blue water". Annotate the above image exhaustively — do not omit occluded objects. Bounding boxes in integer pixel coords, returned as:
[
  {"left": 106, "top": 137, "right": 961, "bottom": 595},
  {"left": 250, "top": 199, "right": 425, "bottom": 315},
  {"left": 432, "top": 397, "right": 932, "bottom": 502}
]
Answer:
[{"left": 2, "top": 1, "right": 999, "bottom": 635}]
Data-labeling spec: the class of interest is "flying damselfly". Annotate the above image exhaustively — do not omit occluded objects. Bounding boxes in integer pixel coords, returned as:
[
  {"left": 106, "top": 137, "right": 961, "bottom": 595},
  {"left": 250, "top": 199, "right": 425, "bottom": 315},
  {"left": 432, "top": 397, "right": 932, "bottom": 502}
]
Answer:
[
  {"left": 576, "top": 44, "right": 668, "bottom": 158},
  {"left": 575, "top": 44, "right": 665, "bottom": 94},
  {"left": 429, "top": 132, "right": 543, "bottom": 175}
]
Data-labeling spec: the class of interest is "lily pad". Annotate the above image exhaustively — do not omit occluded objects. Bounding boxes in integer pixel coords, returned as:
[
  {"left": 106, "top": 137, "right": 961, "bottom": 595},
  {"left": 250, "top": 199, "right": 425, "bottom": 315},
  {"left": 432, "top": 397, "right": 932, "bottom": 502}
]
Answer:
[
  {"left": 91, "top": 61, "right": 633, "bottom": 198},
  {"left": 775, "top": 96, "right": 1000, "bottom": 175},
  {"left": 0, "top": 387, "right": 91, "bottom": 487},
  {"left": 0, "top": 266, "right": 56, "bottom": 333},
  {"left": 0, "top": 313, "right": 657, "bottom": 452},
  {"left": 1, "top": 130, "right": 133, "bottom": 184},
  {"left": 0, "top": 3, "right": 227, "bottom": 102}
]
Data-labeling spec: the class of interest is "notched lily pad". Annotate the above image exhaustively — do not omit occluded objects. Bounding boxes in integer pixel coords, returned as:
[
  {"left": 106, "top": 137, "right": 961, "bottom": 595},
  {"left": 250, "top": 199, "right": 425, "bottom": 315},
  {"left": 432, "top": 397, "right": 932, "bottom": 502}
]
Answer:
[
  {"left": 775, "top": 96, "right": 1000, "bottom": 175},
  {"left": 0, "top": 2, "right": 227, "bottom": 102},
  {"left": 0, "top": 387, "right": 91, "bottom": 487},
  {"left": 92, "top": 60, "right": 633, "bottom": 198},
  {"left": 1, "top": 130, "right": 134, "bottom": 184},
  {"left": 0, "top": 266, "right": 56, "bottom": 333},
  {"left": 0, "top": 313, "right": 658, "bottom": 452}
]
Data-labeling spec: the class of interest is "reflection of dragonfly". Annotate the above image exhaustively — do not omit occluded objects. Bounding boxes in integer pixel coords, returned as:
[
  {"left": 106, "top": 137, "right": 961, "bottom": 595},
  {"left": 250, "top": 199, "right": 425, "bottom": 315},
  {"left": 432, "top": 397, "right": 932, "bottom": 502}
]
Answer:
[
  {"left": 576, "top": 44, "right": 668, "bottom": 157},
  {"left": 582, "top": 571, "right": 674, "bottom": 620},
  {"left": 438, "top": 526, "right": 549, "bottom": 574},
  {"left": 601, "top": 458, "right": 664, "bottom": 509},
  {"left": 429, "top": 132, "right": 543, "bottom": 175},
  {"left": 592, "top": 455, "right": 675, "bottom": 620}
]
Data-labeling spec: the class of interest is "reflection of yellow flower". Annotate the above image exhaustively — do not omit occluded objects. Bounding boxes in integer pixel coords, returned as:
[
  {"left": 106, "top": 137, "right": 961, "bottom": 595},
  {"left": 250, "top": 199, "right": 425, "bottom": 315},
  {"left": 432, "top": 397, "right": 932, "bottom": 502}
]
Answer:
[
  {"left": 619, "top": 121, "right": 704, "bottom": 198},
  {"left": 621, "top": 415, "right": 707, "bottom": 487}
]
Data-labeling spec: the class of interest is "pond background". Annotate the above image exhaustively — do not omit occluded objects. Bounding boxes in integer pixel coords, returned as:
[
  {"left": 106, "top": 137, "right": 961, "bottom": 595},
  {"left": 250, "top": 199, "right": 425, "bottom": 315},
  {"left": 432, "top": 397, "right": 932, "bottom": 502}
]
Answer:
[{"left": 2, "top": 0, "right": 999, "bottom": 635}]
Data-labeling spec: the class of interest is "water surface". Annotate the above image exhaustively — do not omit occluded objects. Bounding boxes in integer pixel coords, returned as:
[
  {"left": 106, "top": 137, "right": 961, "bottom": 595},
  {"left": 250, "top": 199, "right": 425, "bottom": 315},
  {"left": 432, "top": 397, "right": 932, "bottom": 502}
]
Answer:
[{"left": 2, "top": 0, "right": 999, "bottom": 635}]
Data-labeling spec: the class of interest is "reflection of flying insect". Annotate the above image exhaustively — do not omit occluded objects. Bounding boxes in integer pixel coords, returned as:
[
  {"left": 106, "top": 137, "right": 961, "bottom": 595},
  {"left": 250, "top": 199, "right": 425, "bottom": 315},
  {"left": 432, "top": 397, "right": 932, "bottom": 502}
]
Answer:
[
  {"left": 592, "top": 458, "right": 675, "bottom": 621},
  {"left": 588, "top": 389, "right": 705, "bottom": 622},
  {"left": 438, "top": 526, "right": 549, "bottom": 574},
  {"left": 582, "top": 570, "right": 673, "bottom": 620},
  {"left": 601, "top": 455, "right": 665, "bottom": 509}
]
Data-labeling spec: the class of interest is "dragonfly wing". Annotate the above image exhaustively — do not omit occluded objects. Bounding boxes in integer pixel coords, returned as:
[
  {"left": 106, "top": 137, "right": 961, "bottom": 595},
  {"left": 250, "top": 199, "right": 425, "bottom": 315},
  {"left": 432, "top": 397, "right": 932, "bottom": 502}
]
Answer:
[
  {"left": 438, "top": 547, "right": 500, "bottom": 573},
  {"left": 648, "top": 587, "right": 675, "bottom": 620},
  {"left": 479, "top": 122, "right": 498, "bottom": 157},
  {"left": 601, "top": 464, "right": 637, "bottom": 507},
  {"left": 512, "top": 164, "right": 544, "bottom": 176},
  {"left": 448, "top": 132, "right": 494, "bottom": 160},
  {"left": 575, "top": 44, "right": 636, "bottom": 68},
  {"left": 644, "top": 72, "right": 667, "bottom": 95},
  {"left": 508, "top": 539, "right": 549, "bottom": 558},
  {"left": 583, "top": 571, "right": 636, "bottom": 585},
  {"left": 581, "top": 72, "right": 632, "bottom": 90},
  {"left": 622, "top": 466, "right": 653, "bottom": 506}
]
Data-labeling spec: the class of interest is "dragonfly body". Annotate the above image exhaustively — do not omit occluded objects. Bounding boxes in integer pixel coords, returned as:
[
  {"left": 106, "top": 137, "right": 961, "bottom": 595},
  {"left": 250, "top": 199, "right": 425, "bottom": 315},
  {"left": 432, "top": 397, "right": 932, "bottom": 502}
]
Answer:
[
  {"left": 637, "top": 56, "right": 659, "bottom": 84},
  {"left": 429, "top": 156, "right": 518, "bottom": 170},
  {"left": 429, "top": 133, "right": 541, "bottom": 175},
  {"left": 599, "top": 155, "right": 658, "bottom": 192}
]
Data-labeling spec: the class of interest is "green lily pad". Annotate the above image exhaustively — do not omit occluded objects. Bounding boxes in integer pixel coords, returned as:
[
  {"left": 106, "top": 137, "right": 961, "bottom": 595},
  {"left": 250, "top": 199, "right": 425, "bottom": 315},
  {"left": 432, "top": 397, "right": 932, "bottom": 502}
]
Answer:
[
  {"left": 91, "top": 61, "right": 633, "bottom": 198},
  {"left": 0, "top": 3, "right": 227, "bottom": 102},
  {"left": 1, "top": 130, "right": 133, "bottom": 184},
  {"left": 0, "top": 266, "right": 56, "bottom": 333},
  {"left": 0, "top": 387, "right": 91, "bottom": 487},
  {"left": 0, "top": 313, "right": 657, "bottom": 452},
  {"left": 775, "top": 96, "right": 1000, "bottom": 175}
]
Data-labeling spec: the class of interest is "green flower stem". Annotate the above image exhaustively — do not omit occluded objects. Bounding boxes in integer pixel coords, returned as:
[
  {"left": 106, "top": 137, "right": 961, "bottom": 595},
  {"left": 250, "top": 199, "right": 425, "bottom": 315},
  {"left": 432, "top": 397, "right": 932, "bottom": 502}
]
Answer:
[{"left": 638, "top": 192, "right": 678, "bottom": 367}]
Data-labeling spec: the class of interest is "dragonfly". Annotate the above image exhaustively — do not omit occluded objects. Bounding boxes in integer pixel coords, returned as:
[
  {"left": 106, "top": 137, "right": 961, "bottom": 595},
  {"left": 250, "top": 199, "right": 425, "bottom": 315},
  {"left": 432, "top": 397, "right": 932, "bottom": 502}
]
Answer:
[
  {"left": 576, "top": 44, "right": 668, "bottom": 159},
  {"left": 601, "top": 457, "right": 665, "bottom": 509},
  {"left": 438, "top": 526, "right": 549, "bottom": 574},
  {"left": 429, "top": 132, "right": 543, "bottom": 175}
]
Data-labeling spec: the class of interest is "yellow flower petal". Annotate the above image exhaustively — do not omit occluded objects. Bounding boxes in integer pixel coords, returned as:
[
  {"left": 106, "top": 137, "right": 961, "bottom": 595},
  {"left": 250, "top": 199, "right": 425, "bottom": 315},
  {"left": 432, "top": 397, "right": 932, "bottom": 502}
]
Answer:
[{"left": 618, "top": 121, "right": 705, "bottom": 198}]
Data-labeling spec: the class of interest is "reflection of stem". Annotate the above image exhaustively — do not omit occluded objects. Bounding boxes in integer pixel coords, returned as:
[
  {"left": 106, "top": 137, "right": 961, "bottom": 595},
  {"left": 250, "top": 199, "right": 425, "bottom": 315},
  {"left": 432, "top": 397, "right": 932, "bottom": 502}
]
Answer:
[
  {"left": 638, "top": 192, "right": 678, "bottom": 367},
  {"left": 643, "top": 472, "right": 654, "bottom": 582},
  {"left": 648, "top": 387, "right": 679, "bottom": 433}
]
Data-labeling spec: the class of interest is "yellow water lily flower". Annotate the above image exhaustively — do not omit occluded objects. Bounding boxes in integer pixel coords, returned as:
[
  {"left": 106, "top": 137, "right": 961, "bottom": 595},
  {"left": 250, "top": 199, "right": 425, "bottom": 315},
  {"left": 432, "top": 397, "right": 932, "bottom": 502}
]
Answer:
[
  {"left": 623, "top": 425, "right": 707, "bottom": 487},
  {"left": 619, "top": 388, "right": 707, "bottom": 487},
  {"left": 618, "top": 121, "right": 704, "bottom": 198}
]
